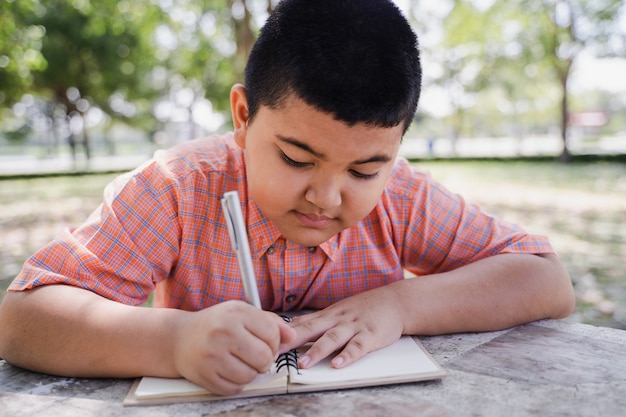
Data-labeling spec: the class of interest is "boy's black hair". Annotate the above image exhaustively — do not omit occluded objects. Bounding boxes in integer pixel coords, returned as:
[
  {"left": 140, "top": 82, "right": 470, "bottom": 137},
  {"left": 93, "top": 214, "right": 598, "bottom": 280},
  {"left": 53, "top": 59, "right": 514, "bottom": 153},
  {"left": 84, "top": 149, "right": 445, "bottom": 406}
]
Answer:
[{"left": 244, "top": 0, "right": 421, "bottom": 133}]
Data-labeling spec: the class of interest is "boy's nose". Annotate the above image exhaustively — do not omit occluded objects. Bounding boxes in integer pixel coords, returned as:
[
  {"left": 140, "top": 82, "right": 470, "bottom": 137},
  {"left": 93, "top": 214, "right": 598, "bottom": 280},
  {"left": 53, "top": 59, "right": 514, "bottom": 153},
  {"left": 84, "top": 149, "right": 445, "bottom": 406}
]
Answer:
[{"left": 304, "top": 175, "right": 343, "bottom": 210}]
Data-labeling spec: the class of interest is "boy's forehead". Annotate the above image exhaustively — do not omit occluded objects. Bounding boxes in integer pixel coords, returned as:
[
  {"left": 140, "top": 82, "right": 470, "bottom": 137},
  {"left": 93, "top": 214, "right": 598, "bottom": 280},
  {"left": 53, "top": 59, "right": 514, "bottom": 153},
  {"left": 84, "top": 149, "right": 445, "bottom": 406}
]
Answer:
[
  {"left": 258, "top": 92, "right": 403, "bottom": 135},
  {"left": 253, "top": 94, "right": 403, "bottom": 160}
]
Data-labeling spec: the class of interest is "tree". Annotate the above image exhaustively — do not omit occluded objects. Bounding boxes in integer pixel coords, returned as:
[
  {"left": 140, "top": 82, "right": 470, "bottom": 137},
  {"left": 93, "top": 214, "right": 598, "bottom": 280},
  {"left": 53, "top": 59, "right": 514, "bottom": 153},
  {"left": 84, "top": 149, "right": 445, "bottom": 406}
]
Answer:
[
  {"left": 34, "top": 0, "right": 164, "bottom": 159},
  {"left": 441, "top": 0, "right": 626, "bottom": 161},
  {"left": 1, "top": 0, "right": 166, "bottom": 160},
  {"left": 148, "top": 0, "right": 275, "bottom": 138},
  {"left": 0, "top": 1, "right": 45, "bottom": 105},
  {"left": 1, "top": 0, "right": 279, "bottom": 157}
]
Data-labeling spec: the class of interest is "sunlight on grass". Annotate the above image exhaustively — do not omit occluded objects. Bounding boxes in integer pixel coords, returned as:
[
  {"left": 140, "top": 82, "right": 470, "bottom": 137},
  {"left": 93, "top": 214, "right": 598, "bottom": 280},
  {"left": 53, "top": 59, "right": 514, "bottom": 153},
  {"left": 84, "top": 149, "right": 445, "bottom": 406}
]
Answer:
[
  {"left": 1, "top": 161, "right": 625, "bottom": 328},
  {"left": 414, "top": 160, "right": 626, "bottom": 329}
]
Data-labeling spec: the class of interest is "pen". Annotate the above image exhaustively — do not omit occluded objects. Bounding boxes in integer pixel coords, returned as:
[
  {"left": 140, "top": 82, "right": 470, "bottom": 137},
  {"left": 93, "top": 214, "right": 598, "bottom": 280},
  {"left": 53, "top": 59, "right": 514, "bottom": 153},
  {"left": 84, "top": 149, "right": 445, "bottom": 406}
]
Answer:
[{"left": 221, "top": 191, "right": 262, "bottom": 309}]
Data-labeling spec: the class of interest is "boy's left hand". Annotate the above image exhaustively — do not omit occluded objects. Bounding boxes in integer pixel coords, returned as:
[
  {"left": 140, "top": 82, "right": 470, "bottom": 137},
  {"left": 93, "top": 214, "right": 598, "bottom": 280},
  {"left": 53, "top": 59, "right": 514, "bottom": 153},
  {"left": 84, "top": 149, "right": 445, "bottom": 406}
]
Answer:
[{"left": 280, "top": 285, "right": 405, "bottom": 369}]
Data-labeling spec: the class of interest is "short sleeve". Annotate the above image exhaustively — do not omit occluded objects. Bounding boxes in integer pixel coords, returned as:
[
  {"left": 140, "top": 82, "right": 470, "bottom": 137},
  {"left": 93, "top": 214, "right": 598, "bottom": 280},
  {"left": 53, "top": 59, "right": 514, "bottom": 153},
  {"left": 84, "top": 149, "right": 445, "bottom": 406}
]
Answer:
[
  {"left": 384, "top": 160, "right": 554, "bottom": 276},
  {"left": 9, "top": 160, "right": 182, "bottom": 305}
]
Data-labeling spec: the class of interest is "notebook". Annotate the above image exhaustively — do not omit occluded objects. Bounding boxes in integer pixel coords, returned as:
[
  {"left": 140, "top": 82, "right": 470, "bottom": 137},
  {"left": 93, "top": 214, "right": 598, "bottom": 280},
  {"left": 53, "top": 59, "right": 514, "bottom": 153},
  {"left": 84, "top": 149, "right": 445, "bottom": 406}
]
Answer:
[{"left": 124, "top": 336, "right": 446, "bottom": 406}]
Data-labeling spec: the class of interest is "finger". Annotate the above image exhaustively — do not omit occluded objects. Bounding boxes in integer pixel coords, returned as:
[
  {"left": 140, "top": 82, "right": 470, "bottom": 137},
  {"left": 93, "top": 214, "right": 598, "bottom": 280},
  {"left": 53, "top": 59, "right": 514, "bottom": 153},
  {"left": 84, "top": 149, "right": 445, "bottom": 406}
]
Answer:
[
  {"left": 202, "top": 372, "right": 246, "bottom": 396},
  {"left": 243, "top": 311, "right": 292, "bottom": 354},
  {"left": 278, "top": 320, "right": 297, "bottom": 345},
  {"left": 330, "top": 333, "right": 375, "bottom": 369},
  {"left": 192, "top": 356, "right": 257, "bottom": 396},
  {"left": 266, "top": 313, "right": 297, "bottom": 352},
  {"left": 285, "top": 313, "right": 333, "bottom": 351},
  {"left": 289, "top": 310, "right": 326, "bottom": 331},
  {"left": 297, "top": 326, "right": 353, "bottom": 369},
  {"left": 276, "top": 322, "right": 298, "bottom": 356},
  {"left": 229, "top": 331, "right": 277, "bottom": 374},
  {"left": 218, "top": 355, "right": 263, "bottom": 386}
]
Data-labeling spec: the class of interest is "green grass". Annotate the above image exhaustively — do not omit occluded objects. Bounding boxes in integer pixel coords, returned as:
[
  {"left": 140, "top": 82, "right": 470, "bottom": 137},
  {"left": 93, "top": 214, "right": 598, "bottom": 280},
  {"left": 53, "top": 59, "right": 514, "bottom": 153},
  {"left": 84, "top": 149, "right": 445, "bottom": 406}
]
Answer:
[
  {"left": 0, "top": 173, "right": 120, "bottom": 293},
  {"left": 1, "top": 160, "right": 625, "bottom": 329},
  {"left": 413, "top": 160, "right": 626, "bottom": 328}
]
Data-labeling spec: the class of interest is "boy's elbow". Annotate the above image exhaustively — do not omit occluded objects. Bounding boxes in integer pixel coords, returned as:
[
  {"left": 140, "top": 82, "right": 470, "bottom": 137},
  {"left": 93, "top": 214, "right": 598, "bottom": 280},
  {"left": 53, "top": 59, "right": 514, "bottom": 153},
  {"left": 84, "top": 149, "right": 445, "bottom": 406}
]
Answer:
[
  {"left": 542, "top": 253, "right": 576, "bottom": 319},
  {"left": 0, "top": 293, "right": 20, "bottom": 362},
  {"left": 551, "top": 286, "right": 576, "bottom": 320},
  {"left": 0, "top": 290, "right": 39, "bottom": 366}
]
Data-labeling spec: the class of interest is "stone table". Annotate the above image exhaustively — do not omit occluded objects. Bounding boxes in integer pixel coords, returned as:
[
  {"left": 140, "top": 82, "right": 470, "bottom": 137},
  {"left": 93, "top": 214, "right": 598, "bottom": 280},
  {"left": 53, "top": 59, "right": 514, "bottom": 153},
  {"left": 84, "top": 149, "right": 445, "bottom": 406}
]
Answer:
[{"left": 1, "top": 319, "right": 624, "bottom": 417}]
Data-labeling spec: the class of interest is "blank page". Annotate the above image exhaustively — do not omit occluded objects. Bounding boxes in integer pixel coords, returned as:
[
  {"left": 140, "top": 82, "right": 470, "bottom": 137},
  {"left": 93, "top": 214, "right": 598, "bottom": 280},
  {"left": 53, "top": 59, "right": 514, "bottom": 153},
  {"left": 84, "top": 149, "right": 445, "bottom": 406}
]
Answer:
[
  {"left": 289, "top": 336, "right": 441, "bottom": 385},
  {"left": 134, "top": 366, "right": 288, "bottom": 399}
]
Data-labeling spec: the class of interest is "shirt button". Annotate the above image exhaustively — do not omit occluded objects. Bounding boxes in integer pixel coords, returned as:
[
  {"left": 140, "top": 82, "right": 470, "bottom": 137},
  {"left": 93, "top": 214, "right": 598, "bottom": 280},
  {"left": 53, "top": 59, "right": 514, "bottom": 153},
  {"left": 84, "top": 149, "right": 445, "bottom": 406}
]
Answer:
[
  {"left": 285, "top": 294, "right": 297, "bottom": 303},
  {"left": 307, "top": 247, "right": 317, "bottom": 253},
  {"left": 267, "top": 246, "right": 275, "bottom": 255}
]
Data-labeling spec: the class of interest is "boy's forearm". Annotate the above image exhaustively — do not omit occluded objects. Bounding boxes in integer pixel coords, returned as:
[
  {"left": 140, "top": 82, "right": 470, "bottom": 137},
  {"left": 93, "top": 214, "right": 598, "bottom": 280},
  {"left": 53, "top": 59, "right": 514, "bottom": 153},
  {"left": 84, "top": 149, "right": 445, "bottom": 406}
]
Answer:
[
  {"left": 0, "top": 285, "right": 186, "bottom": 378},
  {"left": 393, "top": 253, "right": 575, "bottom": 336}
]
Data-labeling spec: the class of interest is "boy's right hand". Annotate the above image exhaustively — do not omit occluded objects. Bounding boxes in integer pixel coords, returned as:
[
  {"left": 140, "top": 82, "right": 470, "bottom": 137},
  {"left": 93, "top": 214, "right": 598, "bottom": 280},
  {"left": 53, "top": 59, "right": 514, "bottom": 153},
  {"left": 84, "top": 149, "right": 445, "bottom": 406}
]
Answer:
[{"left": 173, "top": 300, "right": 296, "bottom": 396}]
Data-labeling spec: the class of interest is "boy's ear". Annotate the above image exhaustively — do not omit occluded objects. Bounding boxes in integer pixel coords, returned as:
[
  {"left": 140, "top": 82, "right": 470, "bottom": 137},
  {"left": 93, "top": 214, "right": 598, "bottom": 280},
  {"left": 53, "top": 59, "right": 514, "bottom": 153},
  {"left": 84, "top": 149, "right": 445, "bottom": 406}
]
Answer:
[{"left": 230, "top": 84, "right": 249, "bottom": 149}]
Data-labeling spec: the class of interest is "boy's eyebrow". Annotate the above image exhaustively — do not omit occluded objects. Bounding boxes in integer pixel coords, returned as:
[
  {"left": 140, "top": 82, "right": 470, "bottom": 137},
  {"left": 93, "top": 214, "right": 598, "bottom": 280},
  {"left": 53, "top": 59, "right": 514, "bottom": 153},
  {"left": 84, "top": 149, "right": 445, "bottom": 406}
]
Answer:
[
  {"left": 277, "top": 135, "right": 392, "bottom": 165},
  {"left": 278, "top": 135, "right": 325, "bottom": 158}
]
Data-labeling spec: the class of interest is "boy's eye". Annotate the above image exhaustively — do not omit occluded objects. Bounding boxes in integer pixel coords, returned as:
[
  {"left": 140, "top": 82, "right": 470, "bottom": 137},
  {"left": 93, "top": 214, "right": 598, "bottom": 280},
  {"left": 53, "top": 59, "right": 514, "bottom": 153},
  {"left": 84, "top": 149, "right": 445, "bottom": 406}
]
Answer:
[
  {"left": 280, "top": 151, "right": 309, "bottom": 168},
  {"left": 280, "top": 150, "right": 379, "bottom": 180},
  {"left": 349, "top": 170, "right": 380, "bottom": 181}
]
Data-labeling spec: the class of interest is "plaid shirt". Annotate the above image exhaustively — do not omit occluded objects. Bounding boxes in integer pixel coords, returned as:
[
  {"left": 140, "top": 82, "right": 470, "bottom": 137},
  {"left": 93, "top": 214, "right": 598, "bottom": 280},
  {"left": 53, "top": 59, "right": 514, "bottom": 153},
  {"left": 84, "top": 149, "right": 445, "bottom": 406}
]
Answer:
[{"left": 11, "top": 134, "right": 554, "bottom": 311}]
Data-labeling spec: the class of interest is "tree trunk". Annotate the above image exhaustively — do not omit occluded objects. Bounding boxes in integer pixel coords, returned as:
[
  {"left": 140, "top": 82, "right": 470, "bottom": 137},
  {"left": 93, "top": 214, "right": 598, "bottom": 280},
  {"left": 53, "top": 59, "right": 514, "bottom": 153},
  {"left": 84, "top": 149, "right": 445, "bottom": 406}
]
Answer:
[
  {"left": 557, "top": 77, "right": 571, "bottom": 163},
  {"left": 557, "top": 60, "right": 573, "bottom": 164},
  {"left": 82, "top": 122, "right": 91, "bottom": 161},
  {"left": 230, "top": 0, "right": 256, "bottom": 75}
]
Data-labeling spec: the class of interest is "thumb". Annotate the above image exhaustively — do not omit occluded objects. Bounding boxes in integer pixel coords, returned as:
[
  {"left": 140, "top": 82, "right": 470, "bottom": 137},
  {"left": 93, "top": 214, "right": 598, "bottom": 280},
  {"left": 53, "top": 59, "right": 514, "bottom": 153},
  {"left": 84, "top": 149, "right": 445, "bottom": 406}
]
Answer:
[
  {"left": 279, "top": 321, "right": 297, "bottom": 344},
  {"left": 277, "top": 321, "right": 297, "bottom": 353}
]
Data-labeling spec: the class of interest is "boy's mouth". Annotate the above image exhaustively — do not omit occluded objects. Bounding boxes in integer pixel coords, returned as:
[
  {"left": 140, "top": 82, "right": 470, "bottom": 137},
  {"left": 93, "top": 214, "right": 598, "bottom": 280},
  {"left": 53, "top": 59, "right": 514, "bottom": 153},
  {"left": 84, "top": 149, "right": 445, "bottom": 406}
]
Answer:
[{"left": 294, "top": 211, "right": 334, "bottom": 228}]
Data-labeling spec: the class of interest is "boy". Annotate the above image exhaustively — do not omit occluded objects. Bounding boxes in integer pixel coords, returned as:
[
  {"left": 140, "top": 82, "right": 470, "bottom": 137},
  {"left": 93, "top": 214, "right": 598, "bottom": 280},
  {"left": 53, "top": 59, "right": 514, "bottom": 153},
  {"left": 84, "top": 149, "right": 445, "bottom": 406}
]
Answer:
[{"left": 0, "top": 0, "right": 574, "bottom": 396}]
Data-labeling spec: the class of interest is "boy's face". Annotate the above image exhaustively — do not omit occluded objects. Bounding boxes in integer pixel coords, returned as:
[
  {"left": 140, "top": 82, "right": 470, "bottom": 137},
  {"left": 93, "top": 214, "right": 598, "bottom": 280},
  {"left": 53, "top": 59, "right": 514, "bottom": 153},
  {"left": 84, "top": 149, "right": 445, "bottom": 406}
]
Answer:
[{"left": 231, "top": 85, "right": 404, "bottom": 247}]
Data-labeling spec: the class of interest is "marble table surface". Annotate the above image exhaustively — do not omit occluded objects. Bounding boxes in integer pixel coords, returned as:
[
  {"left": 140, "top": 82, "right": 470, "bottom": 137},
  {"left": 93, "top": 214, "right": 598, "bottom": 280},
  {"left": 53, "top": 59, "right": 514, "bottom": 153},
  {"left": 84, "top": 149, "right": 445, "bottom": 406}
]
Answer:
[{"left": 1, "top": 319, "right": 624, "bottom": 417}]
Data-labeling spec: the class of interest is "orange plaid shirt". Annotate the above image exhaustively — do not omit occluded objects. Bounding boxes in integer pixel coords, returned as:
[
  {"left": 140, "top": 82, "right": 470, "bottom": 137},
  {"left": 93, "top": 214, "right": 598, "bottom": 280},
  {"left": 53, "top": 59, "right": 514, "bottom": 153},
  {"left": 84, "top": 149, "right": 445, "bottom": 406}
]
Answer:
[{"left": 10, "top": 134, "right": 554, "bottom": 311}]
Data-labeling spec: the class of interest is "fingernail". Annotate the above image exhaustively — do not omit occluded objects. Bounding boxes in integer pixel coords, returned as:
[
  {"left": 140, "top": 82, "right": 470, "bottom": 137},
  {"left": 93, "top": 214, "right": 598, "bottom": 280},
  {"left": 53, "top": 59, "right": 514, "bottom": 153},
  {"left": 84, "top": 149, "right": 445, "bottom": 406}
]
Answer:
[
  {"left": 299, "top": 355, "right": 310, "bottom": 368},
  {"left": 331, "top": 356, "right": 344, "bottom": 368}
]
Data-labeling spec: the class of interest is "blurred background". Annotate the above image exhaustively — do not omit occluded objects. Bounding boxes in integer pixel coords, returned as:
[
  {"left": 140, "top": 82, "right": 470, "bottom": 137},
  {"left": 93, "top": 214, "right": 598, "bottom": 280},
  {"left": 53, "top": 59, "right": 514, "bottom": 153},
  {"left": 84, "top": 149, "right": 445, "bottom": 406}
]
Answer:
[{"left": 1, "top": 0, "right": 625, "bottom": 329}]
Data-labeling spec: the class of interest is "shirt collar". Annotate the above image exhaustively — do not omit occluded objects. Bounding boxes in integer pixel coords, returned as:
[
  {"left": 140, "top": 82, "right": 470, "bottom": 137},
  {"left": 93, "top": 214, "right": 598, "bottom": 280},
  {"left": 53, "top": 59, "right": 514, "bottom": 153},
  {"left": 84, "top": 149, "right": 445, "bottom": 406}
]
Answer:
[{"left": 245, "top": 198, "right": 339, "bottom": 260}]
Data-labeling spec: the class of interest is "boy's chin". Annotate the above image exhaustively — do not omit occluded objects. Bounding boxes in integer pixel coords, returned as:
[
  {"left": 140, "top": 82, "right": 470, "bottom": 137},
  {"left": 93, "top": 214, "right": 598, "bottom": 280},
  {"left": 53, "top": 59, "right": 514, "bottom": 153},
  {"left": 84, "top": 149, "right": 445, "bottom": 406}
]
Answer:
[{"left": 281, "top": 228, "right": 337, "bottom": 248}]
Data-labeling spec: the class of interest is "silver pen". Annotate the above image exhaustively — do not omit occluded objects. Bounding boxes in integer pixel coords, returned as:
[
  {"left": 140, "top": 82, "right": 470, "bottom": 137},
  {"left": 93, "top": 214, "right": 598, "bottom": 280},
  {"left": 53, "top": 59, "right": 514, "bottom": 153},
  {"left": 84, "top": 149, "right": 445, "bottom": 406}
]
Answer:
[{"left": 221, "top": 191, "right": 262, "bottom": 309}]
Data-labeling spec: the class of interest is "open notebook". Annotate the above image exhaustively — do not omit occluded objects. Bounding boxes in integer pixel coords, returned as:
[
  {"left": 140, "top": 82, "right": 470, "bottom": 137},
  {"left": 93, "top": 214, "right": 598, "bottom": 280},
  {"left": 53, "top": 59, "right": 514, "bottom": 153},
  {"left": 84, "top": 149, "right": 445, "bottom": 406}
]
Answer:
[{"left": 124, "top": 336, "right": 446, "bottom": 406}]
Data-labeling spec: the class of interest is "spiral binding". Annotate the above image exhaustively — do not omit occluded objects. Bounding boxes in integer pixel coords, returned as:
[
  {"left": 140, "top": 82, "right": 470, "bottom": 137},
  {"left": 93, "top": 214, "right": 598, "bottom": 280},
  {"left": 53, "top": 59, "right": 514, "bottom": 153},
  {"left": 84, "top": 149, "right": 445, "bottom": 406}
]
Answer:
[
  {"left": 276, "top": 314, "right": 300, "bottom": 374},
  {"left": 276, "top": 349, "right": 300, "bottom": 374}
]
